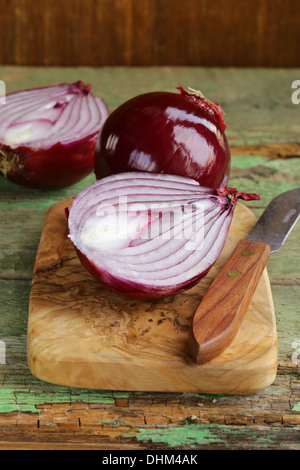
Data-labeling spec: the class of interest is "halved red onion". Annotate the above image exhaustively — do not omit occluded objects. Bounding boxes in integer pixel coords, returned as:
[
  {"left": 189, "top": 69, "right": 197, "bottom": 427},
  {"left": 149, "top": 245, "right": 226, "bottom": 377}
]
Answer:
[
  {"left": 0, "top": 81, "right": 109, "bottom": 189},
  {"left": 67, "top": 172, "right": 260, "bottom": 299}
]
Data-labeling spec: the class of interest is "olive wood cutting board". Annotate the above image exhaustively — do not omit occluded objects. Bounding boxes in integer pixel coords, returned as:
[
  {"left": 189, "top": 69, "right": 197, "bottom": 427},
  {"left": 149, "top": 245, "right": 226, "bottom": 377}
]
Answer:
[{"left": 27, "top": 198, "right": 278, "bottom": 394}]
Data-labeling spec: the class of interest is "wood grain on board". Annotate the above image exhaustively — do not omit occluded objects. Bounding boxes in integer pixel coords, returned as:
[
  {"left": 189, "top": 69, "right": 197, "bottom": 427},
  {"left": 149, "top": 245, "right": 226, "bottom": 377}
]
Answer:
[{"left": 27, "top": 199, "right": 277, "bottom": 394}]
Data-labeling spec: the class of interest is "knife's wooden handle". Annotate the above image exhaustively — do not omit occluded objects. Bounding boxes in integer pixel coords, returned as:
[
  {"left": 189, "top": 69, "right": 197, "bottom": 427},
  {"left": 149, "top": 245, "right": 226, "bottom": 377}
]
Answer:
[{"left": 190, "top": 239, "right": 270, "bottom": 364}]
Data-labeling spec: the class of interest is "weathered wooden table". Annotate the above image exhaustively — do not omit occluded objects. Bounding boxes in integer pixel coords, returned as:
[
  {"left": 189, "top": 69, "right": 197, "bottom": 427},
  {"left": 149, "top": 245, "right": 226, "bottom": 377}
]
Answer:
[{"left": 0, "top": 66, "right": 299, "bottom": 450}]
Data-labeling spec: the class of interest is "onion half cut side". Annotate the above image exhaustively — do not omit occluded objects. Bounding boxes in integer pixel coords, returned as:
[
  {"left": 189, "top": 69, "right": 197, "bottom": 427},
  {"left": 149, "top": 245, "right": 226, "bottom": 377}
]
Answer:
[
  {"left": 67, "top": 172, "right": 260, "bottom": 300},
  {"left": 0, "top": 81, "right": 109, "bottom": 189}
]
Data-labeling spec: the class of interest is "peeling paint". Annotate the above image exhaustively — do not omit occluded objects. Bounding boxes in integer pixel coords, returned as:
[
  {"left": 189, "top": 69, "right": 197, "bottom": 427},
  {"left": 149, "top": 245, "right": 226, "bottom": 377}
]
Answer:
[
  {"left": 0, "top": 388, "right": 41, "bottom": 414},
  {"left": 125, "top": 424, "right": 223, "bottom": 448},
  {"left": 127, "top": 423, "right": 286, "bottom": 449},
  {"left": 292, "top": 402, "right": 300, "bottom": 412},
  {"left": 0, "top": 384, "right": 127, "bottom": 412},
  {"left": 0, "top": 403, "right": 40, "bottom": 414}
]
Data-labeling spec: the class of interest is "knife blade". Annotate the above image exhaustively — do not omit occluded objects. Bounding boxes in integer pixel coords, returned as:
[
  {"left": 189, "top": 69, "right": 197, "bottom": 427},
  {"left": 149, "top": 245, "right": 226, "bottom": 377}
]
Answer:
[{"left": 190, "top": 188, "right": 300, "bottom": 365}]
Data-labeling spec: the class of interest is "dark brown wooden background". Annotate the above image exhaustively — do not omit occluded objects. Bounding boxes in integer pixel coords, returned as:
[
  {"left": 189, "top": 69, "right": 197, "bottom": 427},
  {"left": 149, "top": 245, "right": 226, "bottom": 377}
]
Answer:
[{"left": 0, "top": 0, "right": 299, "bottom": 67}]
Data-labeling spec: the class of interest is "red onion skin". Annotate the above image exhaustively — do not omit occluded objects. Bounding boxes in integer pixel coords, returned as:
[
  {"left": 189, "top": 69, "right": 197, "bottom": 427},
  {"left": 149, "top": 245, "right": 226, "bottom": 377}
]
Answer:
[
  {"left": 94, "top": 91, "right": 230, "bottom": 189},
  {"left": 0, "top": 81, "right": 109, "bottom": 189},
  {"left": 0, "top": 137, "right": 96, "bottom": 190},
  {"left": 75, "top": 246, "right": 212, "bottom": 300}
]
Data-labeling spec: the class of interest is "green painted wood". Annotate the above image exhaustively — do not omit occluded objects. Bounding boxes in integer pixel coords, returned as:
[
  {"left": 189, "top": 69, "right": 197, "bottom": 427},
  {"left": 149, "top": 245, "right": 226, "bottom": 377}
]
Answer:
[
  {"left": 229, "top": 156, "right": 300, "bottom": 285},
  {"left": 0, "top": 66, "right": 300, "bottom": 146},
  {"left": 272, "top": 286, "right": 300, "bottom": 370},
  {"left": 127, "top": 422, "right": 300, "bottom": 450},
  {"left": 0, "top": 174, "right": 96, "bottom": 278},
  {"left": 0, "top": 66, "right": 299, "bottom": 449}
]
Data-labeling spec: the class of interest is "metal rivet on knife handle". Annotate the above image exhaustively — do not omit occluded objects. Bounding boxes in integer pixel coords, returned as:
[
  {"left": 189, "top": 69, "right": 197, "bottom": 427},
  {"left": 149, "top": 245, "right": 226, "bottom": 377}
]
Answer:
[
  {"left": 241, "top": 249, "right": 256, "bottom": 257},
  {"left": 226, "top": 270, "right": 242, "bottom": 278}
]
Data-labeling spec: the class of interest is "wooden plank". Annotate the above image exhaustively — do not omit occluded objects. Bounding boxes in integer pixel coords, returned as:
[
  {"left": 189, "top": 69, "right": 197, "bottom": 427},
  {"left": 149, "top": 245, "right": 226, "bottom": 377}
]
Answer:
[
  {"left": 0, "top": 422, "right": 299, "bottom": 450},
  {"left": 0, "top": 66, "right": 300, "bottom": 147},
  {"left": 0, "top": 375, "right": 299, "bottom": 449},
  {"left": 0, "top": 374, "right": 299, "bottom": 425},
  {"left": 1, "top": 0, "right": 300, "bottom": 67}
]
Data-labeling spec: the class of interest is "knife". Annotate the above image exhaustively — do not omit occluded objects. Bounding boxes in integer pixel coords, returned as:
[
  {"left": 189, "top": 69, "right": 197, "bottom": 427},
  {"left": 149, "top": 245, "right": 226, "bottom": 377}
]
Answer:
[{"left": 190, "top": 188, "right": 300, "bottom": 365}]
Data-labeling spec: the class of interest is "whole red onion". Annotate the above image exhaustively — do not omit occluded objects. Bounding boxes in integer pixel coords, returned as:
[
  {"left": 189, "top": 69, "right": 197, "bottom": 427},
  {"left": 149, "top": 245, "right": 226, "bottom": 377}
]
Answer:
[
  {"left": 94, "top": 87, "right": 230, "bottom": 189},
  {"left": 67, "top": 172, "right": 260, "bottom": 300},
  {"left": 0, "top": 81, "right": 109, "bottom": 189}
]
